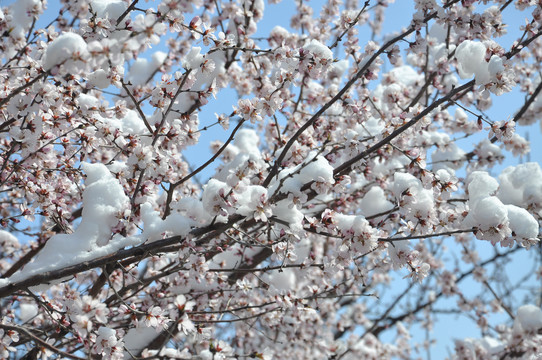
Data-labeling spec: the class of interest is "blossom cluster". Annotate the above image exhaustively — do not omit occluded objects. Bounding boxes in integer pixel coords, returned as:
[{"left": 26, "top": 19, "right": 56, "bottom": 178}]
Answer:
[{"left": 0, "top": 0, "right": 541, "bottom": 359}]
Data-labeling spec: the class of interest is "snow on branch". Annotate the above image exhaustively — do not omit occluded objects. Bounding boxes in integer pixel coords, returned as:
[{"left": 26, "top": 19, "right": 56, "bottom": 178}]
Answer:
[{"left": 0, "top": 0, "right": 542, "bottom": 358}]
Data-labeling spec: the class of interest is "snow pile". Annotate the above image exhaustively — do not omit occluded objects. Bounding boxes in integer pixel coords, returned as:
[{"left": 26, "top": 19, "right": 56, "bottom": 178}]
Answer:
[
  {"left": 201, "top": 179, "right": 233, "bottom": 223},
  {"left": 173, "top": 51, "right": 226, "bottom": 113},
  {"left": 301, "top": 39, "right": 333, "bottom": 78},
  {"left": 303, "top": 39, "right": 333, "bottom": 63},
  {"left": 8, "top": 163, "right": 130, "bottom": 284},
  {"left": 175, "top": 196, "right": 212, "bottom": 225},
  {"left": 236, "top": 185, "right": 272, "bottom": 222},
  {"left": 87, "top": 69, "right": 110, "bottom": 89},
  {"left": 43, "top": 32, "right": 88, "bottom": 71},
  {"left": 90, "top": 0, "right": 127, "bottom": 19},
  {"left": 453, "top": 305, "right": 542, "bottom": 359},
  {"left": 95, "top": 326, "right": 124, "bottom": 358},
  {"left": 139, "top": 203, "right": 195, "bottom": 242},
  {"left": 273, "top": 200, "right": 305, "bottom": 233},
  {"left": 97, "top": 109, "right": 149, "bottom": 136},
  {"left": 360, "top": 187, "right": 394, "bottom": 217},
  {"left": 505, "top": 205, "right": 539, "bottom": 240},
  {"left": 431, "top": 138, "right": 466, "bottom": 171},
  {"left": 127, "top": 51, "right": 167, "bottom": 85},
  {"left": 454, "top": 40, "right": 507, "bottom": 86},
  {"left": 201, "top": 181, "right": 271, "bottom": 224},
  {"left": 514, "top": 304, "right": 542, "bottom": 333},
  {"left": 392, "top": 172, "right": 434, "bottom": 223},
  {"left": 334, "top": 213, "right": 378, "bottom": 254},
  {"left": 209, "top": 243, "right": 260, "bottom": 270},
  {"left": 452, "top": 336, "right": 504, "bottom": 359},
  {"left": 388, "top": 66, "right": 424, "bottom": 87},
  {"left": 224, "top": 128, "right": 263, "bottom": 161},
  {"left": 497, "top": 162, "right": 542, "bottom": 207},
  {"left": 464, "top": 171, "right": 539, "bottom": 246},
  {"left": 330, "top": 59, "right": 349, "bottom": 79},
  {"left": 19, "top": 303, "right": 38, "bottom": 323},
  {"left": 0, "top": 230, "right": 20, "bottom": 255},
  {"left": 183, "top": 47, "right": 204, "bottom": 70},
  {"left": 6, "top": 0, "right": 44, "bottom": 42},
  {"left": 270, "top": 152, "right": 335, "bottom": 198},
  {"left": 455, "top": 40, "right": 488, "bottom": 84},
  {"left": 262, "top": 269, "right": 297, "bottom": 294},
  {"left": 372, "top": 66, "right": 424, "bottom": 110}
]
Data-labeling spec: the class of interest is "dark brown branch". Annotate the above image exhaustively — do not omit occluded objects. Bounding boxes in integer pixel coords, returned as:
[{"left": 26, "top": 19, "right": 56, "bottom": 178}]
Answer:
[
  {"left": 121, "top": 81, "right": 153, "bottom": 133},
  {"left": 262, "top": 27, "right": 419, "bottom": 188},
  {"left": 0, "top": 215, "right": 244, "bottom": 299},
  {"left": 329, "top": 1, "right": 371, "bottom": 49},
  {"left": 512, "top": 77, "right": 542, "bottom": 123},
  {"left": 116, "top": 0, "right": 139, "bottom": 25},
  {"left": 163, "top": 118, "right": 245, "bottom": 218},
  {"left": 368, "top": 247, "right": 522, "bottom": 337},
  {"left": 192, "top": 307, "right": 281, "bottom": 323},
  {"left": 0, "top": 323, "right": 85, "bottom": 360},
  {"left": 0, "top": 71, "right": 47, "bottom": 108},
  {"left": 379, "top": 228, "right": 475, "bottom": 242},
  {"left": 333, "top": 80, "right": 475, "bottom": 178}
]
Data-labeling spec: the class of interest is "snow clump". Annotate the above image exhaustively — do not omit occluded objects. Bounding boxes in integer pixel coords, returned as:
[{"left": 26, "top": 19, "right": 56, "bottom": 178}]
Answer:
[
  {"left": 43, "top": 32, "right": 88, "bottom": 71},
  {"left": 464, "top": 170, "right": 539, "bottom": 247}
]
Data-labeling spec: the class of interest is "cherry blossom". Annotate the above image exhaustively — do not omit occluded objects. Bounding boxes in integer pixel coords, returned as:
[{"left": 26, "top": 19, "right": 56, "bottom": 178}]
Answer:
[{"left": 0, "top": 0, "right": 541, "bottom": 358}]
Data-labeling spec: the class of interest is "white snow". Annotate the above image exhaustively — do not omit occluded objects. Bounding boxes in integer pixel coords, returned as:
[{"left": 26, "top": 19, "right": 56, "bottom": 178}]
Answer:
[
  {"left": 273, "top": 200, "right": 304, "bottom": 233},
  {"left": 472, "top": 196, "right": 507, "bottom": 228},
  {"left": 429, "top": 22, "right": 447, "bottom": 43},
  {"left": 140, "top": 203, "right": 194, "bottom": 242},
  {"left": 98, "top": 109, "right": 149, "bottom": 135},
  {"left": 303, "top": 39, "right": 333, "bottom": 61},
  {"left": 467, "top": 171, "right": 499, "bottom": 201},
  {"left": 515, "top": 305, "right": 542, "bottom": 332},
  {"left": 90, "top": 0, "right": 127, "bottom": 19},
  {"left": 388, "top": 66, "right": 424, "bottom": 87},
  {"left": 497, "top": 162, "right": 542, "bottom": 206},
  {"left": 455, "top": 40, "right": 490, "bottom": 84},
  {"left": 87, "top": 69, "right": 110, "bottom": 89},
  {"left": 263, "top": 270, "right": 296, "bottom": 293},
  {"left": 360, "top": 187, "right": 394, "bottom": 217},
  {"left": 270, "top": 152, "right": 335, "bottom": 198},
  {"left": 183, "top": 47, "right": 204, "bottom": 70},
  {"left": 392, "top": 172, "right": 434, "bottom": 218},
  {"left": 236, "top": 185, "right": 269, "bottom": 216},
  {"left": 175, "top": 197, "right": 211, "bottom": 224},
  {"left": 43, "top": 32, "right": 88, "bottom": 70},
  {"left": 477, "top": 139, "right": 502, "bottom": 160},
  {"left": 232, "top": 129, "right": 262, "bottom": 158},
  {"left": 356, "top": 118, "right": 384, "bottom": 137},
  {"left": 465, "top": 169, "right": 539, "bottom": 243},
  {"left": 201, "top": 179, "right": 231, "bottom": 222},
  {"left": 127, "top": 51, "right": 167, "bottom": 85},
  {"left": 330, "top": 59, "right": 349, "bottom": 78},
  {"left": 209, "top": 243, "right": 260, "bottom": 269},
  {"left": 19, "top": 303, "right": 38, "bottom": 323},
  {"left": 429, "top": 43, "right": 455, "bottom": 64},
  {"left": 8, "top": 0, "right": 43, "bottom": 41},
  {"left": 506, "top": 205, "right": 539, "bottom": 239},
  {"left": 456, "top": 337, "right": 504, "bottom": 357},
  {"left": 488, "top": 55, "right": 504, "bottom": 78},
  {"left": 76, "top": 93, "right": 101, "bottom": 110},
  {"left": 392, "top": 172, "right": 423, "bottom": 198},
  {"left": 0, "top": 230, "right": 19, "bottom": 249},
  {"left": 8, "top": 163, "right": 130, "bottom": 284},
  {"left": 124, "top": 327, "right": 158, "bottom": 355}
]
